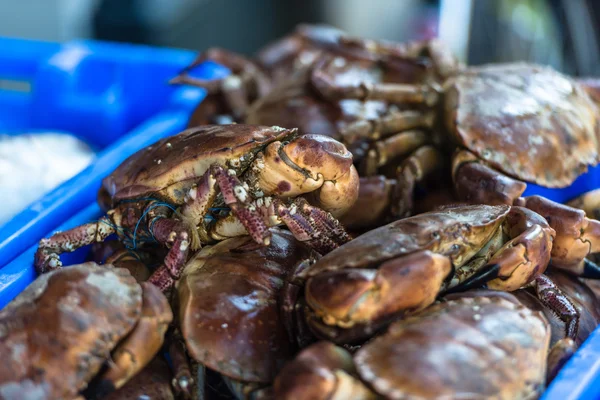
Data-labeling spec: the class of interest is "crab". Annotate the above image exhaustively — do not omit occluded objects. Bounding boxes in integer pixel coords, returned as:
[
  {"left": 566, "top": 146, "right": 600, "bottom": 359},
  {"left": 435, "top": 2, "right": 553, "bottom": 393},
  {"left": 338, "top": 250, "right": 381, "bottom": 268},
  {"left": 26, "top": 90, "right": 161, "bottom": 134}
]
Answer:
[
  {"left": 34, "top": 124, "right": 359, "bottom": 292},
  {"left": 284, "top": 200, "right": 600, "bottom": 345},
  {"left": 173, "top": 228, "right": 320, "bottom": 399},
  {"left": 274, "top": 291, "right": 551, "bottom": 400},
  {"left": 0, "top": 263, "right": 172, "bottom": 399}
]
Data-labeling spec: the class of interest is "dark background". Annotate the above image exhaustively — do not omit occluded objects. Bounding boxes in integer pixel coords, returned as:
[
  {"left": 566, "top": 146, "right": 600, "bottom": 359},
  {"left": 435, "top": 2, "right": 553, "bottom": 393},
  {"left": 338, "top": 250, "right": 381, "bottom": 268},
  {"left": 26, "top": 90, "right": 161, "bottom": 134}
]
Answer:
[{"left": 90, "top": 0, "right": 600, "bottom": 76}]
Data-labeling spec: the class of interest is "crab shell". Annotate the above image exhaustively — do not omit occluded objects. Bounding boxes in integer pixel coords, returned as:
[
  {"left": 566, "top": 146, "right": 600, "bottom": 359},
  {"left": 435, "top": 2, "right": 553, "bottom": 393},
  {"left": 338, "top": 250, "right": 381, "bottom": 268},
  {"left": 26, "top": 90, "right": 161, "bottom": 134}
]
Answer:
[
  {"left": 0, "top": 263, "right": 142, "bottom": 399},
  {"left": 354, "top": 292, "right": 550, "bottom": 399},
  {"left": 103, "top": 125, "right": 296, "bottom": 202},
  {"left": 176, "top": 229, "right": 319, "bottom": 384},
  {"left": 305, "top": 203, "right": 511, "bottom": 285},
  {"left": 446, "top": 62, "right": 600, "bottom": 187},
  {"left": 102, "top": 124, "right": 357, "bottom": 217}
]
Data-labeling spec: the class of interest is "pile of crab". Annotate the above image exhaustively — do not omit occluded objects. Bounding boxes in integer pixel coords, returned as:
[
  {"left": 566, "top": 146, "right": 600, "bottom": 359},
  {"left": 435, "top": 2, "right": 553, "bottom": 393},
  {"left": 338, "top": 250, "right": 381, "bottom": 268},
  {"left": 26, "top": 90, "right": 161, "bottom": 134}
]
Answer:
[{"left": 3, "top": 24, "right": 600, "bottom": 400}]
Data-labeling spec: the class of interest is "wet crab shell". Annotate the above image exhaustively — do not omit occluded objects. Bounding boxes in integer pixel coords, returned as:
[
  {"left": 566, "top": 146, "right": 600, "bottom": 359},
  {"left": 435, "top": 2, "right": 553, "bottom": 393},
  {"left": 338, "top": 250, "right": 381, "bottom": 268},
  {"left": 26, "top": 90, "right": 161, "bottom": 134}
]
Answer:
[
  {"left": 102, "top": 124, "right": 296, "bottom": 201},
  {"left": 0, "top": 263, "right": 142, "bottom": 400},
  {"left": 446, "top": 62, "right": 600, "bottom": 187},
  {"left": 355, "top": 292, "right": 550, "bottom": 399},
  {"left": 305, "top": 204, "right": 511, "bottom": 278},
  {"left": 176, "top": 229, "right": 319, "bottom": 384}
]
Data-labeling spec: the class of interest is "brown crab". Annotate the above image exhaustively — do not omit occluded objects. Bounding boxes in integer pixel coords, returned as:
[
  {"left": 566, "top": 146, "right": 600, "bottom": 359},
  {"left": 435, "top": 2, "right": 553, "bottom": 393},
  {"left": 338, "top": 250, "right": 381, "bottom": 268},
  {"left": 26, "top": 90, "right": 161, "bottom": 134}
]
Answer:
[
  {"left": 173, "top": 228, "right": 319, "bottom": 399},
  {"left": 285, "top": 201, "right": 600, "bottom": 345},
  {"left": 0, "top": 263, "right": 172, "bottom": 400},
  {"left": 34, "top": 124, "right": 358, "bottom": 291},
  {"left": 274, "top": 291, "right": 551, "bottom": 400}
]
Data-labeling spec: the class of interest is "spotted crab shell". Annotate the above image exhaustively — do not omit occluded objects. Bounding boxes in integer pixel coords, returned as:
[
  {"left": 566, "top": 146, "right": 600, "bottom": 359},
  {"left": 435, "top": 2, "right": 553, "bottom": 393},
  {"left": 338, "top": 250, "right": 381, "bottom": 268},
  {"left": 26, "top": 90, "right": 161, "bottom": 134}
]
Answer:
[
  {"left": 0, "top": 263, "right": 142, "bottom": 400},
  {"left": 355, "top": 292, "right": 550, "bottom": 399},
  {"left": 103, "top": 124, "right": 296, "bottom": 201}
]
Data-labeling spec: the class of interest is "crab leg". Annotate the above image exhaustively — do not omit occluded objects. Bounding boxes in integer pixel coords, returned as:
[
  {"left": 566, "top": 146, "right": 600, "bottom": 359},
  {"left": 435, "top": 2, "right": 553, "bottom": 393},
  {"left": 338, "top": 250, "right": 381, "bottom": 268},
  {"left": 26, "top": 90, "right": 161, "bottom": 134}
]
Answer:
[
  {"left": 180, "top": 169, "right": 219, "bottom": 231},
  {"left": 147, "top": 219, "right": 193, "bottom": 291},
  {"left": 170, "top": 48, "right": 270, "bottom": 119},
  {"left": 547, "top": 338, "right": 577, "bottom": 383},
  {"left": 386, "top": 146, "right": 444, "bottom": 218},
  {"left": 531, "top": 275, "right": 579, "bottom": 339},
  {"left": 276, "top": 198, "right": 352, "bottom": 252},
  {"left": 336, "top": 36, "right": 460, "bottom": 79},
  {"left": 212, "top": 164, "right": 272, "bottom": 246},
  {"left": 169, "top": 330, "right": 195, "bottom": 399},
  {"left": 340, "top": 111, "right": 434, "bottom": 142},
  {"left": 361, "top": 130, "right": 430, "bottom": 175},
  {"left": 311, "top": 66, "right": 440, "bottom": 106},
  {"left": 34, "top": 216, "right": 115, "bottom": 274},
  {"left": 516, "top": 195, "right": 600, "bottom": 276}
]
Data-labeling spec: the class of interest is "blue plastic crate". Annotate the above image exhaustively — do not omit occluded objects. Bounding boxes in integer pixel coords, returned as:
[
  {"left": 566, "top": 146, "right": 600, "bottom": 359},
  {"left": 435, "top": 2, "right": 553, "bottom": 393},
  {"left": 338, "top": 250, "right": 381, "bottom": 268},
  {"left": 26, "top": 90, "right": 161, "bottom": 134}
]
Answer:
[
  {"left": 0, "top": 36, "right": 230, "bottom": 269},
  {"left": 0, "top": 36, "right": 600, "bottom": 400}
]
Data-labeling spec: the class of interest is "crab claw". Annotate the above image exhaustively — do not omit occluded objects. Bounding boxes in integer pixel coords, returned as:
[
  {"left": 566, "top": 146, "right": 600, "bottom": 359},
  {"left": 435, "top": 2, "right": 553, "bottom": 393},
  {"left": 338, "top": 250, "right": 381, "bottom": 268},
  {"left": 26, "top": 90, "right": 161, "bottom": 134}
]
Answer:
[
  {"left": 92, "top": 282, "right": 173, "bottom": 396},
  {"left": 273, "top": 341, "right": 375, "bottom": 400},
  {"left": 305, "top": 250, "right": 452, "bottom": 335},
  {"left": 517, "top": 195, "right": 600, "bottom": 276},
  {"left": 251, "top": 133, "right": 360, "bottom": 218},
  {"left": 452, "top": 207, "right": 555, "bottom": 292}
]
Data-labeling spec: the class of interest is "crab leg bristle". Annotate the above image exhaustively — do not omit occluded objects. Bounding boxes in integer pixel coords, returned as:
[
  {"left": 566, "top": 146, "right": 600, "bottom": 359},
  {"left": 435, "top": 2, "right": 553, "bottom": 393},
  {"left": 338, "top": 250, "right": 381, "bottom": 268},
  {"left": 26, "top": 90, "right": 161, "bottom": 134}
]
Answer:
[
  {"left": 532, "top": 274, "right": 579, "bottom": 340},
  {"left": 295, "top": 198, "right": 352, "bottom": 246},
  {"left": 274, "top": 198, "right": 350, "bottom": 255},
  {"left": 212, "top": 164, "right": 272, "bottom": 245},
  {"left": 181, "top": 170, "right": 218, "bottom": 230}
]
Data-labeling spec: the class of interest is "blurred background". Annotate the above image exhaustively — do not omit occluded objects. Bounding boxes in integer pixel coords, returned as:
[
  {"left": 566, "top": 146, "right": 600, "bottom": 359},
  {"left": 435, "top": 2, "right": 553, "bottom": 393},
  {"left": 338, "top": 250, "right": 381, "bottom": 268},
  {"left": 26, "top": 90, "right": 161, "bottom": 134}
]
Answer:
[
  {"left": 1, "top": 0, "right": 599, "bottom": 76},
  {"left": 2, "top": 0, "right": 600, "bottom": 224}
]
